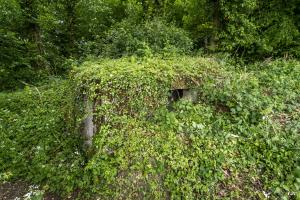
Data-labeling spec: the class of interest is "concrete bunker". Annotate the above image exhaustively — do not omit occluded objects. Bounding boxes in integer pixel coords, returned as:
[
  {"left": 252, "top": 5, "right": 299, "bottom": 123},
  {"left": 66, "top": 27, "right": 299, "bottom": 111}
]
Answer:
[
  {"left": 82, "top": 89, "right": 199, "bottom": 147},
  {"left": 81, "top": 73, "right": 200, "bottom": 148},
  {"left": 169, "top": 88, "right": 198, "bottom": 103}
]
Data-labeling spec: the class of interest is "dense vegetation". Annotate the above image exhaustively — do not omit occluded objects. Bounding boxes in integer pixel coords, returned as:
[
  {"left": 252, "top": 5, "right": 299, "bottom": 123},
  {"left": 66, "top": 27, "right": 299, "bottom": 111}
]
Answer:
[
  {"left": 1, "top": 57, "right": 299, "bottom": 199},
  {"left": 0, "top": 0, "right": 299, "bottom": 199},
  {"left": 1, "top": 0, "right": 300, "bottom": 90}
]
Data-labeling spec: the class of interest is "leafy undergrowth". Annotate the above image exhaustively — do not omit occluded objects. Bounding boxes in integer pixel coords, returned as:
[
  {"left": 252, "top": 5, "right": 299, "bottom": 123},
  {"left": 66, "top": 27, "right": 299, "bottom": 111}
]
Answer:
[
  {"left": 1, "top": 57, "right": 299, "bottom": 199},
  {"left": 0, "top": 79, "right": 85, "bottom": 195}
]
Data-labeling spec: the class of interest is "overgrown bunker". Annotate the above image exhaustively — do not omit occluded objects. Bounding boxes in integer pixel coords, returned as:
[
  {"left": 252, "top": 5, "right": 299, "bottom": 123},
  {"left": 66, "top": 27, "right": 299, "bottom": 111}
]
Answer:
[{"left": 75, "top": 57, "right": 217, "bottom": 147}]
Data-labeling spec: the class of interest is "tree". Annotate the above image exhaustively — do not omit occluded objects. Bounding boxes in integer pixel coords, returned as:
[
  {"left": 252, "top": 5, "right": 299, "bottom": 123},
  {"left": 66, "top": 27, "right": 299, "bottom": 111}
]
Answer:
[{"left": 19, "top": 0, "right": 45, "bottom": 65}]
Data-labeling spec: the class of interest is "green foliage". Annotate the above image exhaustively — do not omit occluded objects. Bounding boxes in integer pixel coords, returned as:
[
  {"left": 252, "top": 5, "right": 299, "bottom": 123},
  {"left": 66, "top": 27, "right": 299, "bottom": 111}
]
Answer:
[
  {"left": 0, "top": 0, "right": 22, "bottom": 28},
  {"left": 1, "top": 0, "right": 300, "bottom": 197},
  {"left": 219, "top": 0, "right": 300, "bottom": 57},
  {"left": 74, "top": 56, "right": 214, "bottom": 119},
  {"left": 0, "top": 80, "right": 84, "bottom": 195},
  {"left": 85, "top": 19, "right": 193, "bottom": 58},
  {"left": 72, "top": 57, "right": 300, "bottom": 199},
  {"left": 76, "top": 0, "right": 126, "bottom": 40},
  {"left": 1, "top": 56, "right": 299, "bottom": 198},
  {"left": 0, "top": 0, "right": 48, "bottom": 91},
  {"left": 198, "top": 59, "right": 300, "bottom": 198},
  {"left": 1, "top": 0, "right": 300, "bottom": 91}
]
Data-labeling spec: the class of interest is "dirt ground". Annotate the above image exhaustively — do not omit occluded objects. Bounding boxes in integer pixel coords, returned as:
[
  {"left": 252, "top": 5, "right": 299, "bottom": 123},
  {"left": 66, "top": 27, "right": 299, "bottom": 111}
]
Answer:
[
  {"left": 0, "top": 181, "right": 63, "bottom": 200},
  {"left": 0, "top": 181, "right": 30, "bottom": 200}
]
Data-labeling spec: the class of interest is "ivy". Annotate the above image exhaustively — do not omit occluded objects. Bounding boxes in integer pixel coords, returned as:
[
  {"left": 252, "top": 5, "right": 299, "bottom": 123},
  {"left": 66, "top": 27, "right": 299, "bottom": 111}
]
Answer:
[
  {"left": 1, "top": 57, "right": 299, "bottom": 198},
  {"left": 73, "top": 57, "right": 299, "bottom": 198}
]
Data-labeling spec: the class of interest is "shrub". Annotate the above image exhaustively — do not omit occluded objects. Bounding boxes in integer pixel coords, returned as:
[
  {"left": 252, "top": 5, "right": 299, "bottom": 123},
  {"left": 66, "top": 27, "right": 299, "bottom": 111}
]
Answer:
[
  {"left": 101, "top": 19, "right": 193, "bottom": 58},
  {"left": 0, "top": 30, "right": 45, "bottom": 91},
  {"left": 0, "top": 80, "right": 84, "bottom": 194}
]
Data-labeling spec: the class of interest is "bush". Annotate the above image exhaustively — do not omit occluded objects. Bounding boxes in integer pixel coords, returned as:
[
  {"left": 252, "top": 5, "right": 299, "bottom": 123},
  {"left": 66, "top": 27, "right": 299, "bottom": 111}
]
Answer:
[
  {"left": 0, "top": 80, "right": 84, "bottom": 194},
  {"left": 100, "top": 19, "right": 193, "bottom": 58},
  {"left": 0, "top": 30, "right": 44, "bottom": 91}
]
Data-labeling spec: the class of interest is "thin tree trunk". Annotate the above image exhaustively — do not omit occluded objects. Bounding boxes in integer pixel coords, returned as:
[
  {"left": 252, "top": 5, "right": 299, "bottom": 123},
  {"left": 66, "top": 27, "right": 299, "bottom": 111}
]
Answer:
[
  {"left": 65, "top": 0, "right": 78, "bottom": 57},
  {"left": 20, "top": 0, "right": 45, "bottom": 67},
  {"left": 209, "top": 0, "right": 220, "bottom": 51}
]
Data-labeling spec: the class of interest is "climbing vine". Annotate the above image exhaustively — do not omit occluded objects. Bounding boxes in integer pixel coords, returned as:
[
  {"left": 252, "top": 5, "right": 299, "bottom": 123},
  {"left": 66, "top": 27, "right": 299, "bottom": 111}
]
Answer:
[{"left": 0, "top": 57, "right": 299, "bottom": 199}]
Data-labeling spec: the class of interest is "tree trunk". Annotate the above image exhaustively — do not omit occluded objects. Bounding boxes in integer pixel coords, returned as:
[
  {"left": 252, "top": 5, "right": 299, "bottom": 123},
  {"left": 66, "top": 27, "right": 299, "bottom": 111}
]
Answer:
[
  {"left": 209, "top": 0, "right": 221, "bottom": 51},
  {"left": 64, "top": 0, "right": 78, "bottom": 57},
  {"left": 20, "top": 0, "right": 45, "bottom": 67}
]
